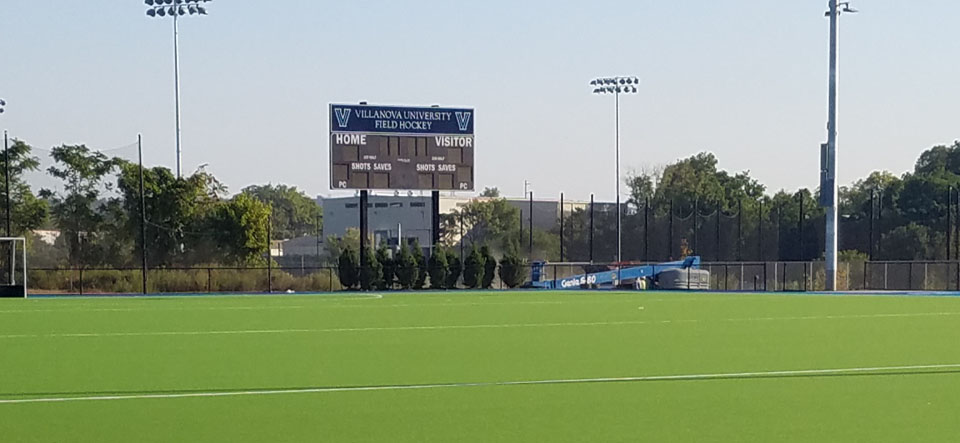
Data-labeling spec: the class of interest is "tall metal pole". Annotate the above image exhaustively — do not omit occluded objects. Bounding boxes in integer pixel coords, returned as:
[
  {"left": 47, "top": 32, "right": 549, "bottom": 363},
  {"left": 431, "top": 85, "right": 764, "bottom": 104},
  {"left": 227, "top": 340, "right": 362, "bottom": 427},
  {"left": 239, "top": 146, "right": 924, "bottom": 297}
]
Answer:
[
  {"left": 758, "top": 199, "right": 764, "bottom": 261},
  {"left": 615, "top": 91, "right": 622, "bottom": 264},
  {"left": 3, "top": 130, "right": 10, "bottom": 237},
  {"left": 267, "top": 211, "right": 273, "bottom": 293},
  {"left": 669, "top": 199, "right": 674, "bottom": 259},
  {"left": 315, "top": 215, "right": 328, "bottom": 258},
  {"left": 139, "top": 135, "right": 148, "bottom": 295},
  {"left": 4, "top": 130, "right": 11, "bottom": 288},
  {"left": 589, "top": 194, "right": 594, "bottom": 263},
  {"left": 173, "top": 13, "right": 183, "bottom": 178},
  {"left": 643, "top": 198, "right": 649, "bottom": 262},
  {"left": 949, "top": 187, "right": 953, "bottom": 260},
  {"left": 559, "top": 192, "right": 564, "bottom": 262},
  {"left": 799, "top": 193, "right": 805, "bottom": 261},
  {"left": 824, "top": 0, "right": 845, "bottom": 290},
  {"left": 737, "top": 199, "right": 743, "bottom": 261},
  {"left": 528, "top": 191, "right": 533, "bottom": 257}
]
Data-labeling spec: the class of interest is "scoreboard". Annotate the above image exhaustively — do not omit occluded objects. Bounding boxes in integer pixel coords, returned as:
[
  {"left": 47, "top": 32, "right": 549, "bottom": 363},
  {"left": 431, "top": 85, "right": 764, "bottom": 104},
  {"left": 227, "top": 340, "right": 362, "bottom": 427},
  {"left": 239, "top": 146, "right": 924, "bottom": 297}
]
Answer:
[{"left": 329, "top": 104, "right": 475, "bottom": 191}]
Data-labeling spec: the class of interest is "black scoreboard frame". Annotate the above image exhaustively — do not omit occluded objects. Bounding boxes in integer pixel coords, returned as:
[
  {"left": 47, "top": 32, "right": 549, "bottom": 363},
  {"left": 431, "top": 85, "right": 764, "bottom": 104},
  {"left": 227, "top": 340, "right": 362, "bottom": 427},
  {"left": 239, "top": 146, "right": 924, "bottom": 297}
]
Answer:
[{"left": 328, "top": 103, "right": 475, "bottom": 191}]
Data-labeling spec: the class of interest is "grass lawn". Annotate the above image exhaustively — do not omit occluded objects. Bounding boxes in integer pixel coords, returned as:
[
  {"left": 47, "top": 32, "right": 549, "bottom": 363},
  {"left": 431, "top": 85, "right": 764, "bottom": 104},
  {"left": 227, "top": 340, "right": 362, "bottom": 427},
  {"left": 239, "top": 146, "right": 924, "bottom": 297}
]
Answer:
[{"left": 2, "top": 290, "right": 960, "bottom": 442}]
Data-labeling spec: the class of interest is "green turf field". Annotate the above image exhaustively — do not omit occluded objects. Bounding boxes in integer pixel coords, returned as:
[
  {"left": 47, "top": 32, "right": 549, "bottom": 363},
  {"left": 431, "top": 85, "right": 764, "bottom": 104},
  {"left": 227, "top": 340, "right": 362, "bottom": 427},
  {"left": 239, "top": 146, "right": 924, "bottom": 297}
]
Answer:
[{"left": 2, "top": 291, "right": 960, "bottom": 442}]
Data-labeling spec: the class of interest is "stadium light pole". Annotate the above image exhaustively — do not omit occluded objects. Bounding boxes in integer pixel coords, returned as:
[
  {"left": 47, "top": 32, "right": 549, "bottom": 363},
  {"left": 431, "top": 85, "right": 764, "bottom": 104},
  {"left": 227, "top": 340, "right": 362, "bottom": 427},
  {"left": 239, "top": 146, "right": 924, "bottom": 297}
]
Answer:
[
  {"left": 145, "top": 0, "right": 213, "bottom": 178},
  {"left": 2, "top": 99, "right": 9, "bottom": 237},
  {"left": 591, "top": 76, "right": 639, "bottom": 265},
  {"left": 822, "top": 1, "right": 856, "bottom": 291}
]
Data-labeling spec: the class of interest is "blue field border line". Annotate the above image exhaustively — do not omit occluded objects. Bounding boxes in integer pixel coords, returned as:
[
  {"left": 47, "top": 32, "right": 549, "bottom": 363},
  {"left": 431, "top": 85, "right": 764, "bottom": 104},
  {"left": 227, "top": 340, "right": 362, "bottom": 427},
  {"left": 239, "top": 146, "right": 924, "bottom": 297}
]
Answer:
[
  {"left": 21, "top": 288, "right": 960, "bottom": 300},
  {"left": 26, "top": 291, "right": 364, "bottom": 300}
]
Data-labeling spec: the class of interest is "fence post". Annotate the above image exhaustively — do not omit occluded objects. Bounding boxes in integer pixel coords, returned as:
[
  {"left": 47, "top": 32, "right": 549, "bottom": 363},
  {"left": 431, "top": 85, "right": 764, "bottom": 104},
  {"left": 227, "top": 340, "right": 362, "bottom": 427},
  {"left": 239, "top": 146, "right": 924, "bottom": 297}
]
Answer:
[
  {"left": 908, "top": 262, "right": 913, "bottom": 290},
  {"left": 739, "top": 263, "right": 745, "bottom": 291},
  {"left": 782, "top": 263, "right": 787, "bottom": 291},
  {"left": 79, "top": 267, "right": 84, "bottom": 296},
  {"left": 884, "top": 263, "right": 888, "bottom": 290},
  {"left": 723, "top": 265, "right": 728, "bottom": 291},
  {"left": 863, "top": 261, "right": 868, "bottom": 291},
  {"left": 763, "top": 263, "right": 768, "bottom": 291},
  {"left": 207, "top": 268, "right": 212, "bottom": 293}
]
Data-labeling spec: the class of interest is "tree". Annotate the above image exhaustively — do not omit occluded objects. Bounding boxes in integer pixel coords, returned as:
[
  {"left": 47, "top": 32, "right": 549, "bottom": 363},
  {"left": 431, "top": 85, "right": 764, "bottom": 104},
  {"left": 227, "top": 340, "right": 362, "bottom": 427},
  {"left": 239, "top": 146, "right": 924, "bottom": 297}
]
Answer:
[
  {"left": 498, "top": 250, "right": 527, "bottom": 288},
  {"left": 375, "top": 241, "right": 394, "bottom": 290},
  {"left": 427, "top": 247, "right": 448, "bottom": 290},
  {"left": 443, "top": 198, "right": 520, "bottom": 251},
  {"left": 395, "top": 242, "right": 418, "bottom": 289},
  {"left": 115, "top": 162, "right": 224, "bottom": 266},
  {"left": 242, "top": 184, "right": 322, "bottom": 239},
  {"left": 445, "top": 249, "right": 462, "bottom": 289},
  {"left": 359, "top": 245, "right": 381, "bottom": 291},
  {"left": 480, "top": 187, "right": 500, "bottom": 198},
  {"left": 1, "top": 139, "right": 48, "bottom": 235},
  {"left": 337, "top": 245, "right": 359, "bottom": 289},
  {"left": 325, "top": 228, "right": 360, "bottom": 265},
  {"left": 462, "top": 245, "right": 485, "bottom": 289},
  {"left": 481, "top": 245, "right": 496, "bottom": 289},
  {"left": 412, "top": 240, "right": 427, "bottom": 289},
  {"left": 42, "top": 144, "right": 120, "bottom": 266},
  {"left": 207, "top": 193, "right": 271, "bottom": 265},
  {"left": 881, "top": 223, "right": 934, "bottom": 260}
]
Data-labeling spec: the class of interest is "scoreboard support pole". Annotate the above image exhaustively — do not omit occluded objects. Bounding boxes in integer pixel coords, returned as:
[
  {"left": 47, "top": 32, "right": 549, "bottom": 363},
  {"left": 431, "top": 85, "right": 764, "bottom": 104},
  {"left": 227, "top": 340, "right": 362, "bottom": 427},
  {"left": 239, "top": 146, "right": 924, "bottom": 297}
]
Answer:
[
  {"left": 431, "top": 191, "right": 441, "bottom": 254},
  {"left": 360, "top": 190, "right": 369, "bottom": 274}
]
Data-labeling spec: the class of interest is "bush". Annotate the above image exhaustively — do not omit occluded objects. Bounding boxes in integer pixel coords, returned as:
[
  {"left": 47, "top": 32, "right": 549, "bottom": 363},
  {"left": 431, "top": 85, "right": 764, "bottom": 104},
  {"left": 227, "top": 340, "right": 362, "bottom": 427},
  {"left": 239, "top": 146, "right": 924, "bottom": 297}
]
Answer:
[
  {"left": 376, "top": 242, "right": 394, "bottom": 290},
  {"left": 481, "top": 245, "right": 496, "bottom": 289},
  {"left": 499, "top": 251, "right": 527, "bottom": 288},
  {"left": 395, "top": 243, "right": 418, "bottom": 289},
  {"left": 462, "top": 245, "right": 485, "bottom": 289},
  {"left": 28, "top": 266, "right": 344, "bottom": 294},
  {"left": 338, "top": 245, "right": 360, "bottom": 289},
  {"left": 445, "top": 249, "right": 462, "bottom": 289},
  {"left": 359, "top": 245, "right": 382, "bottom": 291},
  {"left": 412, "top": 240, "right": 427, "bottom": 289},
  {"left": 428, "top": 247, "right": 448, "bottom": 290}
]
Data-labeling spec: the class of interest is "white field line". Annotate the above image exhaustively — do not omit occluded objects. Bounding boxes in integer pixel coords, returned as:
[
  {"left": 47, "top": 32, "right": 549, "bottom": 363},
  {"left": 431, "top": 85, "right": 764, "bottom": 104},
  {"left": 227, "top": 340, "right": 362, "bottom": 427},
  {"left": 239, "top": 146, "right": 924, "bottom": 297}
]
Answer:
[
  {"left": 1, "top": 311, "right": 959, "bottom": 340},
  {"left": 2, "top": 363, "right": 958, "bottom": 405}
]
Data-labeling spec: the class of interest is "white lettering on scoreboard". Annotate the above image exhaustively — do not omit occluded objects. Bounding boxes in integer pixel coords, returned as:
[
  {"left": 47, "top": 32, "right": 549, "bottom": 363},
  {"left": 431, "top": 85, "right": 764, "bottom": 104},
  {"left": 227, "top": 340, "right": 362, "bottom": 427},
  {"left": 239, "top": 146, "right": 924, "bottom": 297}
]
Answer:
[
  {"left": 417, "top": 164, "right": 457, "bottom": 172},
  {"left": 435, "top": 136, "right": 473, "bottom": 148},
  {"left": 335, "top": 133, "right": 367, "bottom": 145},
  {"left": 351, "top": 163, "right": 392, "bottom": 171}
]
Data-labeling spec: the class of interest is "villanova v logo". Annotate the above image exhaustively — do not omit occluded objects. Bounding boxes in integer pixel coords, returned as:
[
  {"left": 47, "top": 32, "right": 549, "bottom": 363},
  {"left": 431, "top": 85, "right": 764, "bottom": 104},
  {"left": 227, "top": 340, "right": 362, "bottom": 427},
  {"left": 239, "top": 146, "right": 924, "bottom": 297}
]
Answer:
[
  {"left": 455, "top": 112, "right": 472, "bottom": 132},
  {"left": 334, "top": 108, "right": 352, "bottom": 128}
]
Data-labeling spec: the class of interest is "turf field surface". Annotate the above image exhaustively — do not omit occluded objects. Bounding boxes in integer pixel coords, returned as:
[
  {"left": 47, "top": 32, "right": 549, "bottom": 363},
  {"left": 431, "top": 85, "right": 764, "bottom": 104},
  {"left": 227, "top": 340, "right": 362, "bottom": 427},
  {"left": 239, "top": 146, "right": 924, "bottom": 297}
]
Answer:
[{"left": 2, "top": 291, "right": 960, "bottom": 442}]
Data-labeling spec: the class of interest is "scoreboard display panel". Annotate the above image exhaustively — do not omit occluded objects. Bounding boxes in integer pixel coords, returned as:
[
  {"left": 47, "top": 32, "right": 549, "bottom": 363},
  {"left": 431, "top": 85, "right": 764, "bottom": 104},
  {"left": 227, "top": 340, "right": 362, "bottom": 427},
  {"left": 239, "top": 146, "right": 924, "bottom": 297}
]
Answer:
[{"left": 329, "top": 104, "right": 475, "bottom": 191}]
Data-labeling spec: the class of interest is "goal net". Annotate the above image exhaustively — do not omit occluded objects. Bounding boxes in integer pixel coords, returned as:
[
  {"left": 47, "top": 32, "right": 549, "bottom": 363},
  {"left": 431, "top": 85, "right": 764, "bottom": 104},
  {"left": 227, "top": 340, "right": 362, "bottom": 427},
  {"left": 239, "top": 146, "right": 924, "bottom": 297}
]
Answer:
[{"left": 0, "top": 237, "right": 27, "bottom": 298}]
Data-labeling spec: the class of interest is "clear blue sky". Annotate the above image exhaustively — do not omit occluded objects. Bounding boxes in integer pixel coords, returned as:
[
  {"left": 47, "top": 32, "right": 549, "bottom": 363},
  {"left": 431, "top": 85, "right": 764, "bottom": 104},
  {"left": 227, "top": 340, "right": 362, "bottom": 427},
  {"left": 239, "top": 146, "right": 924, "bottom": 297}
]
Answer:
[{"left": 2, "top": 0, "right": 958, "bottom": 202}]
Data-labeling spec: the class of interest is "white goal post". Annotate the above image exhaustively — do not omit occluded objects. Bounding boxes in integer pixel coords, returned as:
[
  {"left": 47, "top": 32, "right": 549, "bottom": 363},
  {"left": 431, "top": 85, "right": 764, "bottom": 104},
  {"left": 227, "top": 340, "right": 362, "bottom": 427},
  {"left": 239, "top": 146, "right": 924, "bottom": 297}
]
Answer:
[{"left": 0, "top": 237, "right": 27, "bottom": 298}]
